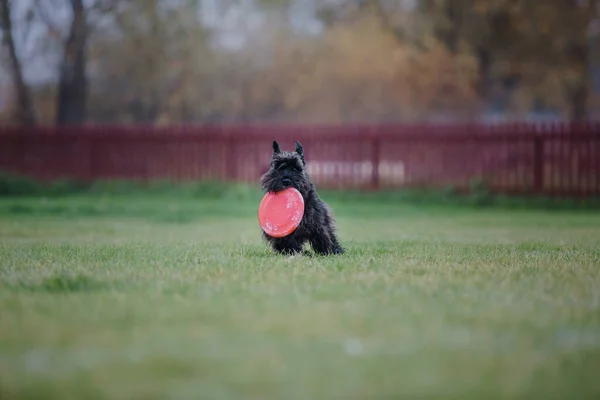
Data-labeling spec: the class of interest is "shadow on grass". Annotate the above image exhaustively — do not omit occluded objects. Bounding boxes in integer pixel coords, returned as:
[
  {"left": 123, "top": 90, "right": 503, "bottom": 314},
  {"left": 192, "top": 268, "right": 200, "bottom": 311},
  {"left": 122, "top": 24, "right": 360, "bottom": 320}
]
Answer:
[{"left": 4, "top": 273, "right": 111, "bottom": 293}]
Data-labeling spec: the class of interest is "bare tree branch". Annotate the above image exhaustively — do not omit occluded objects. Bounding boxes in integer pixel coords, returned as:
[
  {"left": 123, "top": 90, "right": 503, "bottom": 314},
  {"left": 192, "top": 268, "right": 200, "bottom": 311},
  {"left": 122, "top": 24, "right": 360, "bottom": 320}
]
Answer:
[{"left": 33, "top": 0, "right": 63, "bottom": 40}]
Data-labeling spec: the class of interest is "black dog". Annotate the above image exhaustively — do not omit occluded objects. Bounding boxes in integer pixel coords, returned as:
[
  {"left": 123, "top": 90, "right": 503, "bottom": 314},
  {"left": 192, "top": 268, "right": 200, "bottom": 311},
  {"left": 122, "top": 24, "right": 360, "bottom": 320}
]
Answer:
[{"left": 260, "top": 140, "right": 344, "bottom": 256}]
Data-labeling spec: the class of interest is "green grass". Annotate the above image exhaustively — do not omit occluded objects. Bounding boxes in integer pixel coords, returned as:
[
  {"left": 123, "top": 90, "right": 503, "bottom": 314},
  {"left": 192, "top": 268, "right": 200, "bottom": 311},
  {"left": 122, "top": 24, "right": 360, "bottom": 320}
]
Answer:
[{"left": 1, "top": 192, "right": 600, "bottom": 399}]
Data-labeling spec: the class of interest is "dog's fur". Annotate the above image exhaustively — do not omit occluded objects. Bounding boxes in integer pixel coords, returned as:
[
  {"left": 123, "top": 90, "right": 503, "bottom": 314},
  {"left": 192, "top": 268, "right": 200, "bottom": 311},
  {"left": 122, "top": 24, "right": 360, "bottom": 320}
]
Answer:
[{"left": 260, "top": 140, "right": 344, "bottom": 256}]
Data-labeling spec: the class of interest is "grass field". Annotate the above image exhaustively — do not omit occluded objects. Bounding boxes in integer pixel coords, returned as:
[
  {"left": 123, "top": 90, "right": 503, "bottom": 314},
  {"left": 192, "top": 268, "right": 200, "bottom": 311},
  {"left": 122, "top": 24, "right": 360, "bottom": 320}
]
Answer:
[{"left": 1, "top": 189, "right": 599, "bottom": 399}]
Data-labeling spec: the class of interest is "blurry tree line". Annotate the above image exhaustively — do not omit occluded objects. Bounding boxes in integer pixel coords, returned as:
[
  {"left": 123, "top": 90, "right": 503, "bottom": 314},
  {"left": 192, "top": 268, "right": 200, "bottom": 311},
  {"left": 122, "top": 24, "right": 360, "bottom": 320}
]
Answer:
[{"left": 1, "top": 0, "right": 599, "bottom": 125}]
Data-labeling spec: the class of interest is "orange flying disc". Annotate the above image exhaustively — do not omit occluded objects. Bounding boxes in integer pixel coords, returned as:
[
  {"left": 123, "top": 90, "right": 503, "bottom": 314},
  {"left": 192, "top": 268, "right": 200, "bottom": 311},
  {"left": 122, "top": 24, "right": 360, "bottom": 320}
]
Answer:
[{"left": 258, "top": 187, "right": 305, "bottom": 238}]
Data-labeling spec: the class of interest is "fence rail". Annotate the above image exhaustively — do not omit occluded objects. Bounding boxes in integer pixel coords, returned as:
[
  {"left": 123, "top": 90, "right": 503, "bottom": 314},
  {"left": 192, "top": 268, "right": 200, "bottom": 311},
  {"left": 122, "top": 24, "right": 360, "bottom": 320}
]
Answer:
[{"left": 1, "top": 123, "right": 599, "bottom": 197}]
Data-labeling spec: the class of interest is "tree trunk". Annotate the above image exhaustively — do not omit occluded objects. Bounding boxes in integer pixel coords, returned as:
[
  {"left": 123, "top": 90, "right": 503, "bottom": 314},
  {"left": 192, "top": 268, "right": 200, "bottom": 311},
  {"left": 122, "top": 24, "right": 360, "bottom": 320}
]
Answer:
[
  {"left": 56, "top": 0, "right": 87, "bottom": 125},
  {"left": 569, "top": 83, "right": 588, "bottom": 121},
  {"left": 475, "top": 47, "right": 492, "bottom": 100},
  {"left": 0, "top": 0, "right": 36, "bottom": 125},
  {"left": 569, "top": 41, "right": 590, "bottom": 121}
]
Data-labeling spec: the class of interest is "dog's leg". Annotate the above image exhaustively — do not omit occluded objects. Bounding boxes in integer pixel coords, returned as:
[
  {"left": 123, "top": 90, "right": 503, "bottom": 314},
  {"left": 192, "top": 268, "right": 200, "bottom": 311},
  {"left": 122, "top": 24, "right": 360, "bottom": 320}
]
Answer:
[
  {"left": 331, "top": 236, "right": 344, "bottom": 254},
  {"left": 271, "top": 237, "right": 304, "bottom": 256},
  {"left": 309, "top": 228, "right": 344, "bottom": 255},
  {"left": 308, "top": 232, "right": 334, "bottom": 255},
  {"left": 329, "top": 228, "right": 344, "bottom": 254}
]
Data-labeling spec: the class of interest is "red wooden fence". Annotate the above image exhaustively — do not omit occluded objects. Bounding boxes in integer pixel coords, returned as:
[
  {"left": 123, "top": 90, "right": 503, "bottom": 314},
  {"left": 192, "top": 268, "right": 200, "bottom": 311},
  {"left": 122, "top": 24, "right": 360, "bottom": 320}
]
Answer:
[{"left": 1, "top": 123, "right": 599, "bottom": 197}]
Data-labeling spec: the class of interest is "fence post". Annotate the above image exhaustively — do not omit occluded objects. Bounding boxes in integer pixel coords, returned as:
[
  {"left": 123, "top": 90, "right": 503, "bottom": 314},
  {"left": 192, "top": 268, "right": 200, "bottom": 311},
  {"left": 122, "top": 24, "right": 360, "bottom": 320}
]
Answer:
[
  {"left": 533, "top": 135, "right": 544, "bottom": 194},
  {"left": 371, "top": 132, "right": 380, "bottom": 190},
  {"left": 84, "top": 135, "right": 92, "bottom": 182},
  {"left": 225, "top": 131, "right": 236, "bottom": 181}
]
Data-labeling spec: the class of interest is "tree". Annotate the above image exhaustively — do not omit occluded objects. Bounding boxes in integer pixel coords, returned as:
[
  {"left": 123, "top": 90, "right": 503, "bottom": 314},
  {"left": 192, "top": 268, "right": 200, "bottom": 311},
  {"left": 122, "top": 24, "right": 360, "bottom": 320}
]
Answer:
[
  {"left": 267, "top": 9, "right": 479, "bottom": 122},
  {"left": 56, "top": 0, "right": 87, "bottom": 125},
  {"left": 416, "top": 0, "right": 594, "bottom": 119},
  {"left": 22, "top": 0, "right": 122, "bottom": 125},
  {"left": 314, "top": 0, "right": 596, "bottom": 120},
  {"left": 0, "top": 0, "right": 36, "bottom": 125},
  {"left": 87, "top": 0, "right": 214, "bottom": 123}
]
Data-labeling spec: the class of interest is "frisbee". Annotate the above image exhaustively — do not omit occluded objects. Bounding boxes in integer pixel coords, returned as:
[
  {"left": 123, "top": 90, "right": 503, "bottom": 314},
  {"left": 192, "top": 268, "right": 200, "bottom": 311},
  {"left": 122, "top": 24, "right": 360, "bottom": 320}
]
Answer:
[{"left": 258, "top": 187, "right": 305, "bottom": 238}]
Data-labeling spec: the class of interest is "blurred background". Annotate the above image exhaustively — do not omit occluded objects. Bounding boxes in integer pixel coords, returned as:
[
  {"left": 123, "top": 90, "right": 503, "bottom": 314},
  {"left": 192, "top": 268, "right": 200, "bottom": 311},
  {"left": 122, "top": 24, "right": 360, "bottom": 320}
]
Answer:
[{"left": 0, "top": 0, "right": 599, "bottom": 196}]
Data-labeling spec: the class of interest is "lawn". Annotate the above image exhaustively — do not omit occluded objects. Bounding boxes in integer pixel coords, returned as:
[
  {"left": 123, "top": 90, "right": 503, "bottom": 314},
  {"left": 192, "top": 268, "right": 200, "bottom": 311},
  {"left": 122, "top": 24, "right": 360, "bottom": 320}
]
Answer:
[{"left": 0, "top": 191, "right": 599, "bottom": 399}]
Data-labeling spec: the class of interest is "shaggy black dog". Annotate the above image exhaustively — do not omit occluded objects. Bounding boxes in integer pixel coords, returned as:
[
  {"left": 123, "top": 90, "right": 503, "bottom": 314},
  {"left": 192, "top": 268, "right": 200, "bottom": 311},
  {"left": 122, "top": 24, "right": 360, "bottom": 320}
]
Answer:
[{"left": 260, "top": 140, "right": 344, "bottom": 256}]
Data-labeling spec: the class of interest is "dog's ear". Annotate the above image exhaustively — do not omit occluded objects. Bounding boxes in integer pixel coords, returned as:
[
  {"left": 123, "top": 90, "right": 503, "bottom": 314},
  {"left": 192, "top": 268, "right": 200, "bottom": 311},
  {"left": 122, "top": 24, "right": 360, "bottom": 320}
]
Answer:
[
  {"left": 295, "top": 141, "right": 305, "bottom": 165},
  {"left": 272, "top": 140, "right": 281, "bottom": 155}
]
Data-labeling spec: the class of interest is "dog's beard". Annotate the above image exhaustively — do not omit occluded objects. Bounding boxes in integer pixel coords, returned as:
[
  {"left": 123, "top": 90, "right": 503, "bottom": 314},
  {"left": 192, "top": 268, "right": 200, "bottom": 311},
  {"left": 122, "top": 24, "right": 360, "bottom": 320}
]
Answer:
[
  {"left": 260, "top": 170, "right": 310, "bottom": 196},
  {"left": 261, "top": 172, "right": 294, "bottom": 193}
]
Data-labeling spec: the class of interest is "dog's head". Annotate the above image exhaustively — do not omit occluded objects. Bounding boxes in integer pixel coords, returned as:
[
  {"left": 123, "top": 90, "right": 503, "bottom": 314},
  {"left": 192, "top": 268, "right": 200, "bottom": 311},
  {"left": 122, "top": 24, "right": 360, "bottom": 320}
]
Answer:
[{"left": 260, "top": 140, "right": 311, "bottom": 194}]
